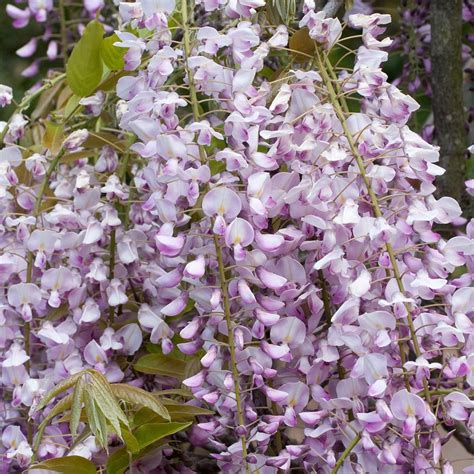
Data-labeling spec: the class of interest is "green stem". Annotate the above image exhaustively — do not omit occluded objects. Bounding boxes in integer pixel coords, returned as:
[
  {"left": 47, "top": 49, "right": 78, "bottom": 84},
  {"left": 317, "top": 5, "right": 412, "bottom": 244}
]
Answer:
[
  {"left": 24, "top": 147, "right": 65, "bottom": 444},
  {"left": 108, "top": 229, "right": 116, "bottom": 325},
  {"left": 331, "top": 432, "right": 362, "bottom": 474},
  {"left": 58, "top": 0, "right": 68, "bottom": 67},
  {"left": 315, "top": 46, "right": 431, "bottom": 404},
  {"left": 180, "top": 0, "right": 249, "bottom": 468},
  {"left": 213, "top": 234, "right": 249, "bottom": 471},
  {"left": 181, "top": 0, "right": 206, "bottom": 163}
]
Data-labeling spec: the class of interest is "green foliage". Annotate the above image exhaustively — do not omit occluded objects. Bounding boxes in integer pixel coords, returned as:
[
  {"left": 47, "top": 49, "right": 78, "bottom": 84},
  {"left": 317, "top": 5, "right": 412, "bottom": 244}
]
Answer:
[
  {"left": 110, "top": 383, "right": 170, "bottom": 420},
  {"left": 66, "top": 20, "right": 105, "bottom": 97},
  {"left": 29, "top": 456, "right": 98, "bottom": 474},
  {"left": 31, "top": 369, "right": 202, "bottom": 472},
  {"left": 101, "top": 34, "right": 126, "bottom": 71},
  {"left": 134, "top": 353, "right": 187, "bottom": 378}
]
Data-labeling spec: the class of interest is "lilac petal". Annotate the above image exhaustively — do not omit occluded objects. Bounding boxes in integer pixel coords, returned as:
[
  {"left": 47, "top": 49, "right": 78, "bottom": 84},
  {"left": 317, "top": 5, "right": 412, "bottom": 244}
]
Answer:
[
  {"left": 156, "top": 267, "right": 183, "bottom": 288},
  {"left": 184, "top": 255, "right": 206, "bottom": 279},
  {"left": 202, "top": 187, "right": 241, "bottom": 220},
  {"left": 255, "top": 308, "right": 280, "bottom": 326},
  {"left": 183, "top": 371, "right": 205, "bottom": 388},
  {"left": 263, "top": 386, "right": 288, "bottom": 403},
  {"left": 225, "top": 218, "right": 254, "bottom": 247},
  {"left": 391, "top": 389, "right": 426, "bottom": 420},
  {"left": 155, "top": 234, "right": 185, "bottom": 257},
  {"left": 161, "top": 294, "right": 188, "bottom": 316},
  {"left": 270, "top": 317, "right": 306, "bottom": 347},
  {"left": 256, "top": 267, "right": 287, "bottom": 290},
  {"left": 237, "top": 279, "right": 256, "bottom": 304}
]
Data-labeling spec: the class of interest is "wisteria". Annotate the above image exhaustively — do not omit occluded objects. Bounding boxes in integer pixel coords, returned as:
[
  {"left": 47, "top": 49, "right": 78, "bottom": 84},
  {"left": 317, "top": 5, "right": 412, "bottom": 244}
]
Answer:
[{"left": 0, "top": 0, "right": 473, "bottom": 473}]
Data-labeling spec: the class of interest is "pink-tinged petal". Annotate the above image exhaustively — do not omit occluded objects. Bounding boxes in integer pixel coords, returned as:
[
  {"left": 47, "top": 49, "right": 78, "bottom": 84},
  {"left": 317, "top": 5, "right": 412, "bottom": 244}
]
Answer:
[
  {"left": 411, "top": 269, "right": 447, "bottom": 290},
  {"left": 79, "top": 298, "right": 101, "bottom": 324},
  {"left": 255, "top": 308, "right": 280, "bottom": 326},
  {"left": 106, "top": 279, "right": 128, "bottom": 306},
  {"left": 376, "top": 400, "right": 393, "bottom": 422},
  {"left": 117, "top": 237, "right": 139, "bottom": 264},
  {"left": 46, "top": 40, "right": 58, "bottom": 60},
  {"left": 6, "top": 5, "right": 31, "bottom": 28},
  {"left": 254, "top": 232, "right": 284, "bottom": 252},
  {"left": 210, "top": 289, "right": 221, "bottom": 309},
  {"left": 83, "top": 221, "right": 103, "bottom": 245},
  {"left": 212, "top": 215, "right": 226, "bottom": 235},
  {"left": 155, "top": 234, "right": 185, "bottom": 257},
  {"left": 391, "top": 389, "right": 426, "bottom": 420},
  {"left": 183, "top": 371, "right": 205, "bottom": 388},
  {"left": 155, "top": 267, "right": 183, "bottom": 288},
  {"left": 263, "top": 386, "right": 289, "bottom": 403},
  {"left": 256, "top": 267, "right": 287, "bottom": 290},
  {"left": 16, "top": 38, "right": 37, "bottom": 58},
  {"left": 452, "top": 287, "right": 474, "bottom": 315},
  {"left": 349, "top": 269, "right": 371, "bottom": 297},
  {"left": 237, "top": 279, "right": 256, "bottom": 304},
  {"left": 280, "top": 382, "right": 309, "bottom": 412},
  {"left": 180, "top": 319, "right": 200, "bottom": 340},
  {"left": 161, "top": 294, "right": 188, "bottom": 316},
  {"left": 402, "top": 415, "right": 417, "bottom": 438},
  {"left": 115, "top": 324, "right": 142, "bottom": 355},
  {"left": 368, "top": 379, "right": 387, "bottom": 397},
  {"left": 232, "top": 68, "right": 256, "bottom": 93},
  {"left": 202, "top": 187, "right": 241, "bottom": 220},
  {"left": 224, "top": 218, "right": 254, "bottom": 247},
  {"left": 270, "top": 317, "right": 306, "bottom": 347},
  {"left": 84, "top": 340, "right": 108, "bottom": 366},
  {"left": 258, "top": 295, "right": 285, "bottom": 311},
  {"left": 261, "top": 341, "right": 290, "bottom": 359},
  {"left": 444, "top": 392, "right": 474, "bottom": 408},
  {"left": 184, "top": 255, "right": 206, "bottom": 279},
  {"left": 299, "top": 411, "right": 325, "bottom": 427},
  {"left": 201, "top": 345, "right": 217, "bottom": 368},
  {"left": 8, "top": 283, "right": 42, "bottom": 307},
  {"left": 313, "top": 247, "right": 344, "bottom": 270},
  {"left": 331, "top": 298, "right": 359, "bottom": 325}
]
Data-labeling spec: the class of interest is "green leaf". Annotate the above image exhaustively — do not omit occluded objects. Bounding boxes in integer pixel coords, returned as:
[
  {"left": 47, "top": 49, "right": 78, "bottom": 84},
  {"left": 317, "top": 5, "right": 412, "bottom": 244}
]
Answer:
[
  {"left": 66, "top": 20, "right": 105, "bottom": 97},
  {"left": 154, "top": 388, "right": 193, "bottom": 397},
  {"left": 162, "top": 400, "right": 214, "bottom": 417},
  {"left": 105, "top": 447, "right": 130, "bottom": 474},
  {"left": 134, "top": 422, "right": 192, "bottom": 449},
  {"left": 209, "top": 160, "right": 226, "bottom": 176},
  {"left": 42, "top": 121, "right": 65, "bottom": 155},
  {"left": 111, "top": 383, "right": 170, "bottom": 420},
  {"left": 101, "top": 34, "right": 125, "bottom": 71},
  {"left": 32, "top": 392, "right": 74, "bottom": 454},
  {"left": 34, "top": 370, "right": 86, "bottom": 414},
  {"left": 132, "top": 407, "right": 166, "bottom": 428},
  {"left": 122, "top": 429, "right": 140, "bottom": 454},
  {"left": 70, "top": 374, "right": 86, "bottom": 438},
  {"left": 29, "top": 456, "right": 97, "bottom": 474},
  {"left": 289, "top": 28, "right": 314, "bottom": 63},
  {"left": 134, "top": 354, "right": 186, "bottom": 378},
  {"left": 88, "top": 373, "right": 129, "bottom": 435},
  {"left": 64, "top": 94, "right": 82, "bottom": 120},
  {"left": 84, "top": 386, "right": 108, "bottom": 449},
  {"left": 45, "top": 304, "right": 69, "bottom": 322}
]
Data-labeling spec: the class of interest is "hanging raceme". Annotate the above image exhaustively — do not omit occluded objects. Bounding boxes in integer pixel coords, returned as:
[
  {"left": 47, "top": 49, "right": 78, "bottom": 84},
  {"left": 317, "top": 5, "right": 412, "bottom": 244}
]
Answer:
[{"left": 0, "top": 0, "right": 473, "bottom": 473}]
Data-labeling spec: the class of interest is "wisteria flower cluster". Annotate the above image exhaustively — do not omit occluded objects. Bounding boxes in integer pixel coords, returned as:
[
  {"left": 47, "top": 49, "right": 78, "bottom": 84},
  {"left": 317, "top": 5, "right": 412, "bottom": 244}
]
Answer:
[{"left": 1, "top": 0, "right": 474, "bottom": 473}]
